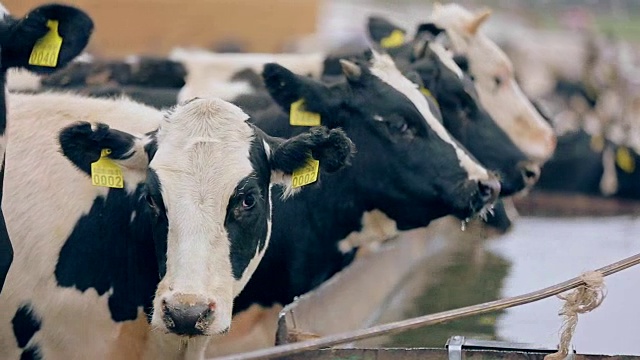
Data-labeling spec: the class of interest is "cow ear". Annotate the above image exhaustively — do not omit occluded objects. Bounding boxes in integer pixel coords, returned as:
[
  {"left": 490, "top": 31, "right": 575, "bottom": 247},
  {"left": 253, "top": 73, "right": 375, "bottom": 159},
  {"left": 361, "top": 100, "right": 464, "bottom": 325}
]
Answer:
[
  {"left": 367, "top": 16, "right": 407, "bottom": 49},
  {"left": 266, "top": 127, "right": 355, "bottom": 197},
  {"left": 415, "top": 23, "right": 444, "bottom": 38},
  {"left": 262, "top": 62, "right": 339, "bottom": 125},
  {"left": 58, "top": 122, "right": 150, "bottom": 177},
  {"left": 2, "top": 4, "right": 93, "bottom": 73}
]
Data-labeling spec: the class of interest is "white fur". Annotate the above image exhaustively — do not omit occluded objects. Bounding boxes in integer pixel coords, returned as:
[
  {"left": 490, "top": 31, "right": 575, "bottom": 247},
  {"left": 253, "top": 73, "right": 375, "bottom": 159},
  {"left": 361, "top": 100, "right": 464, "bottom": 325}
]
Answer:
[
  {"left": 7, "top": 69, "right": 42, "bottom": 92},
  {"left": 368, "top": 51, "right": 489, "bottom": 181},
  {"left": 0, "top": 93, "right": 275, "bottom": 359},
  {"left": 428, "top": 42, "right": 463, "bottom": 79},
  {"left": 170, "top": 48, "right": 325, "bottom": 102},
  {"left": 430, "top": 3, "right": 556, "bottom": 163}
]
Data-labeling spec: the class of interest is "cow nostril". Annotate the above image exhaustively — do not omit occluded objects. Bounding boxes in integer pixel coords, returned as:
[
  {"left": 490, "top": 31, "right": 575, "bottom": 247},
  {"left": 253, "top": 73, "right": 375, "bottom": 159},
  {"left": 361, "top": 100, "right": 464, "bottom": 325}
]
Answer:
[
  {"left": 520, "top": 161, "right": 541, "bottom": 186},
  {"left": 478, "top": 178, "right": 501, "bottom": 204},
  {"left": 162, "top": 301, "right": 214, "bottom": 336}
]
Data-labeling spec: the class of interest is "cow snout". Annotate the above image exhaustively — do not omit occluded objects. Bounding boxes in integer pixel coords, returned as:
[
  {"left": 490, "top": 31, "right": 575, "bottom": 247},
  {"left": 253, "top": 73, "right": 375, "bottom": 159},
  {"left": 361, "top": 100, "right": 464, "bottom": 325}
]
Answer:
[
  {"left": 519, "top": 161, "right": 541, "bottom": 188},
  {"left": 478, "top": 177, "right": 501, "bottom": 205},
  {"left": 162, "top": 298, "right": 216, "bottom": 336}
]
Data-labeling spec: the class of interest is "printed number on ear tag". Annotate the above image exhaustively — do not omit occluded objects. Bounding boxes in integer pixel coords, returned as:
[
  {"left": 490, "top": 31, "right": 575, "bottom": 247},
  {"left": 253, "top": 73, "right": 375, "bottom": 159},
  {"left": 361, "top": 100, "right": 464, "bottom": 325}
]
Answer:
[
  {"left": 616, "top": 147, "right": 635, "bottom": 174},
  {"left": 291, "top": 156, "right": 320, "bottom": 188},
  {"left": 28, "top": 20, "right": 63, "bottom": 67},
  {"left": 290, "top": 99, "right": 321, "bottom": 126},
  {"left": 380, "top": 30, "right": 405, "bottom": 49},
  {"left": 91, "top": 149, "right": 124, "bottom": 188}
]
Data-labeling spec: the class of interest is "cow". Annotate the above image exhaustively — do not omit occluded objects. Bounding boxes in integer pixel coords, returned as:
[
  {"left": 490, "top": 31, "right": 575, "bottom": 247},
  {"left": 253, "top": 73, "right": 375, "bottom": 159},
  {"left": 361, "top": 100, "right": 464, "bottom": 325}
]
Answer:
[
  {"left": 0, "top": 93, "right": 354, "bottom": 359},
  {"left": 205, "top": 52, "right": 501, "bottom": 356},
  {"left": 0, "top": 3, "right": 93, "bottom": 294},
  {"left": 428, "top": 3, "right": 557, "bottom": 164}
]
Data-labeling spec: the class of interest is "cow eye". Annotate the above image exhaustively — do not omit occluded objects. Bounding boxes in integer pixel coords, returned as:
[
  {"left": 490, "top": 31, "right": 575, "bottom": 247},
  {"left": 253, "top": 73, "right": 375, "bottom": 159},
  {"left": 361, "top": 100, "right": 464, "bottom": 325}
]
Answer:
[{"left": 242, "top": 193, "right": 256, "bottom": 210}]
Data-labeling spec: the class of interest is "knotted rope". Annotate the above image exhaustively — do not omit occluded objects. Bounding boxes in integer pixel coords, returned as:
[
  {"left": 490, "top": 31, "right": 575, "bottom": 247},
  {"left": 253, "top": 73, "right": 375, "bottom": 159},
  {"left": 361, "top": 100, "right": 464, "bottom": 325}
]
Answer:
[{"left": 544, "top": 271, "right": 607, "bottom": 360}]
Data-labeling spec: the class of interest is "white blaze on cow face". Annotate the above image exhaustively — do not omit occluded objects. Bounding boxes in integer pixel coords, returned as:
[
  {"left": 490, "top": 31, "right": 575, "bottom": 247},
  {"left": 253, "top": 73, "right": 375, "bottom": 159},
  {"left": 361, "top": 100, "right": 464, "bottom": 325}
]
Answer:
[
  {"left": 150, "top": 98, "right": 258, "bottom": 335},
  {"left": 430, "top": 3, "right": 556, "bottom": 163},
  {"left": 368, "top": 51, "right": 490, "bottom": 182}
]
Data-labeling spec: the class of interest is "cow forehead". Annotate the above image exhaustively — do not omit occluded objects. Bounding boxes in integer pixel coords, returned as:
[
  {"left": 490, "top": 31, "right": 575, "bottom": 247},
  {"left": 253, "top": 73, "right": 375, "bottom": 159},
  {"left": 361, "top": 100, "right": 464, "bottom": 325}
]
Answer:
[
  {"left": 151, "top": 98, "right": 257, "bottom": 213},
  {"left": 368, "top": 52, "right": 489, "bottom": 181}
]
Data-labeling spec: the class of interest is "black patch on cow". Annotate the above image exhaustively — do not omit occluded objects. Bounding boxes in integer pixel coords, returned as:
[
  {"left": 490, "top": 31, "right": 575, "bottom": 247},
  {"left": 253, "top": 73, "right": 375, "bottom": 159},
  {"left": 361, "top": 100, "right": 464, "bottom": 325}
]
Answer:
[
  {"left": 226, "top": 137, "right": 271, "bottom": 280},
  {"left": 146, "top": 169, "right": 168, "bottom": 279},
  {"left": 11, "top": 303, "right": 41, "bottom": 349},
  {"left": 20, "top": 347, "right": 42, "bottom": 360},
  {"left": 55, "top": 186, "right": 159, "bottom": 322}
]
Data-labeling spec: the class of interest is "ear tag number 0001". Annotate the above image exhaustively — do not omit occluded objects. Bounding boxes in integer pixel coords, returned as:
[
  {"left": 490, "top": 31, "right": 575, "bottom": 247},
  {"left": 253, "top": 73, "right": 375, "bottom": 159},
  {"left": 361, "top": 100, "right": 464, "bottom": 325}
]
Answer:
[
  {"left": 380, "top": 30, "right": 405, "bottom": 49},
  {"left": 290, "top": 99, "right": 321, "bottom": 126},
  {"left": 291, "top": 156, "right": 320, "bottom": 188},
  {"left": 28, "top": 19, "right": 63, "bottom": 67},
  {"left": 91, "top": 149, "right": 124, "bottom": 188}
]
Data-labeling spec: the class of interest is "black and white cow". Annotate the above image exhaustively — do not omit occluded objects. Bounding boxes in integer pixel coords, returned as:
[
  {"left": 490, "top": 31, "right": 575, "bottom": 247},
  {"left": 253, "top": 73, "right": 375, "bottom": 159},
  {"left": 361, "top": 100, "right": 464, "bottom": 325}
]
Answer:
[
  {"left": 228, "top": 53, "right": 499, "bottom": 338},
  {"left": 0, "top": 93, "right": 353, "bottom": 359},
  {"left": 0, "top": 3, "right": 93, "bottom": 294}
]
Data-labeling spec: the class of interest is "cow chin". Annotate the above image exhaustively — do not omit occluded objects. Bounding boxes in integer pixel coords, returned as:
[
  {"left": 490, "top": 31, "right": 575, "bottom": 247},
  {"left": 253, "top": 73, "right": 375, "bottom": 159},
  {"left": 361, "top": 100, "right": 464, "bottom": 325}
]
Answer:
[{"left": 150, "top": 286, "right": 233, "bottom": 337}]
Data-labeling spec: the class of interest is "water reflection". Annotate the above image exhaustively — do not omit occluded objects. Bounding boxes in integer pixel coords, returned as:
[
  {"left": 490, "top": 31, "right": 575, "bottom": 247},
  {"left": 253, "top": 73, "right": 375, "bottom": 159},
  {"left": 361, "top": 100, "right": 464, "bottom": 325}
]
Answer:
[{"left": 383, "top": 233, "right": 512, "bottom": 347}]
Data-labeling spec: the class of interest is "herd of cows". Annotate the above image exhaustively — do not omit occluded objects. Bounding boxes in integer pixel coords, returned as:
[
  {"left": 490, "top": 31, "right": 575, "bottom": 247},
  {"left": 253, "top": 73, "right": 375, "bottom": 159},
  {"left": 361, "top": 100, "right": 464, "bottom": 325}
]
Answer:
[{"left": 0, "top": 1, "right": 636, "bottom": 360}]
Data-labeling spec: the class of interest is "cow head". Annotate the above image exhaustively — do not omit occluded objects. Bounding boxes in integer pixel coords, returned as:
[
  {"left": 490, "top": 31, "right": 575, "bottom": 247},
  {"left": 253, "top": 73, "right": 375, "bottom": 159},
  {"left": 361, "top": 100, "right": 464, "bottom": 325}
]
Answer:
[
  {"left": 429, "top": 3, "right": 556, "bottom": 164},
  {"left": 365, "top": 16, "right": 541, "bottom": 195},
  {"left": 263, "top": 52, "right": 501, "bottom": 227},
  {"left": 58, "top": 98, "right": 354, "bottom": 336}
]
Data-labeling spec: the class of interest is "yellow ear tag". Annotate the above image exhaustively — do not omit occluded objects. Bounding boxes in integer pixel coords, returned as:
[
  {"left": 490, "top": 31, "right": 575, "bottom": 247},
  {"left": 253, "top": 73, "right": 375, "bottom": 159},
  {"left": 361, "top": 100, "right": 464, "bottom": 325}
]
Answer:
[
  {"left": 291, "top": 156, "right": 320, "bottom": 188},
  {"left": 91, "top": 149, "right": 124, "bottom": 188},
  {"left": 380, "top": 30, "right": 406, "bottom": 49},
  {"left": 590, "top": 135, "right": 605, "bottom": 152},
  {"left": 616, "top": 147, "right": 635, "bottom": 174},
  {"left": 290, "top": 99, "right": 321, "bottom": 126},
  {"left": 28, "top": 20, "right": 63, "bottom": 68},
  {"left": 419, "top": 86, "right": 439, "bottom": 107}
]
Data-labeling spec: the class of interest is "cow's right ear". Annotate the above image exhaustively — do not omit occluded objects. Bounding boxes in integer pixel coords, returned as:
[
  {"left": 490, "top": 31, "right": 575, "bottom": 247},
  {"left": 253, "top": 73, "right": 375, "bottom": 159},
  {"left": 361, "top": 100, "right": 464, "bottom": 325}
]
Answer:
[
  {"left": 265, "top": 126, "right": 356, "bottom": 197},
  {"left": 262, "top": 63, "right": 341, "bottom": 127},
  {"left": 58, "top": 122, "right": 150, "bottom": 176}
]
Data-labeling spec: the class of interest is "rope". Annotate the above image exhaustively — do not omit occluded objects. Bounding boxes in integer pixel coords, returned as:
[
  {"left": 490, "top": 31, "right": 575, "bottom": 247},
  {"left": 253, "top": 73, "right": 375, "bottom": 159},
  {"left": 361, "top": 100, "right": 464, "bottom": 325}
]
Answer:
[
  {"left": 211, "top": 252, "right": 640, "bottom": 360},
  {"left": 544, "top": 271, "right": 607, "bottom": 360}
]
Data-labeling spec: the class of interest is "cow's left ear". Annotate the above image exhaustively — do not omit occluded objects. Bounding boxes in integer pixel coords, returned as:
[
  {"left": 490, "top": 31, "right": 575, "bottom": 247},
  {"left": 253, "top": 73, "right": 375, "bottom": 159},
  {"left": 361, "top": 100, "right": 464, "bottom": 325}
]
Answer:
[
  {"left": 2, "top": 4, "right": 93, "bottom": 72},
  {"left": 266, "top": 126, "right": 356, "bottom": 197},
  {"left": 58, "top": 122, "right": 150, "bottom": 176}
]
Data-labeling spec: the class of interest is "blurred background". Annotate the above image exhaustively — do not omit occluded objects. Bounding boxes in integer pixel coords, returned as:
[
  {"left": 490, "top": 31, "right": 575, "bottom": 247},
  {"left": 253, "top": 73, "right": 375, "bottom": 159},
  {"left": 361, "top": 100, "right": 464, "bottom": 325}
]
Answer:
[{"left": 7, "top": 0, "right": 640, "bottom": 356}]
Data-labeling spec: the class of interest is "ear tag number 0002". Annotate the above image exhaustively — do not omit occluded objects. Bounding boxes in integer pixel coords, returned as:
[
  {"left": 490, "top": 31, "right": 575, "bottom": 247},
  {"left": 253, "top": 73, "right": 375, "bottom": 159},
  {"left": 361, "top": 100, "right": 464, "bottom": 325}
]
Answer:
[
  {"left": 91, "top": 149, "right": 124, "bottom": 188},
  {"left": 380, "top": 30, "right": 405, "bottom": 49},
  {"left": 291, "top": 156, "right": 320, "bottom": 188},
  {"left": 290, "top": 99, "right": 321, "bottom": 126},
  {"left": 28, "top": 19, "right": 63, "bottom": 67}
]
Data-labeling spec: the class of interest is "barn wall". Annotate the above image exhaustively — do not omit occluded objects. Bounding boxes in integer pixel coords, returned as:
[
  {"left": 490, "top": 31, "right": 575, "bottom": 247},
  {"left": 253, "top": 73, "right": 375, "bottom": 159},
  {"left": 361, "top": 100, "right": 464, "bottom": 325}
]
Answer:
[{"left": 5, "top": 0, "right": 320, "bottom": 57}]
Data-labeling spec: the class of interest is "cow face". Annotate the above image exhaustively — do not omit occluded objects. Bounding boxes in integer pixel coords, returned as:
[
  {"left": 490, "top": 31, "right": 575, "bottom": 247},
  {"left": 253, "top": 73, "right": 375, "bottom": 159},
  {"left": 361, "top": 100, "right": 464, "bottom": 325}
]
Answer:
[
  {"left": 58, "top": 99, "right": 354, "bottom": 337},
  {"left": 263, "top": 52, "right": 500, "bottom": 227},
  {"left": 365, "top": 16, "right": 541, "bottom": 195},
  {"left": 407, "top": 45, "right": 540, "bottom": 195},
  {"left": 429, "top": 3, "right": 556, "bottom": 163}
]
